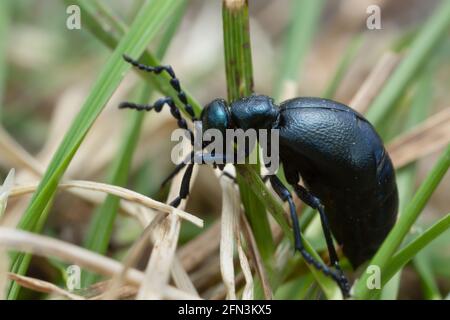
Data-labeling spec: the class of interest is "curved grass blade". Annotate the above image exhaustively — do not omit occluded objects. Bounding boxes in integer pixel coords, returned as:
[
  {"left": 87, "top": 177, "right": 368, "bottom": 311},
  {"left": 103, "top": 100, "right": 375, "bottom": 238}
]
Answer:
[
  {"left": 66, "top": 0, "right": 202, "bottom": 117},
  {"left": 380, "top": 67, "right": 433, "bottom": 300},
  {"left": 82, "top": 2, "right": 186, "bottom": 287},
  {"left": 8, "top": 0, "right": 184, "bottom": 299},
  {"left": 413, "top": 252, "right": 442, "bottom": 300},
  {"left": 0, "top": 0, "right": 10, "bottom": 120},
  {"left": 353, "top": 144, "right": 450, "bottom": 299},
  {"left": 366, "top": 0, "right": 450, "bottom": 128},
  {"left": 382, "top": 213, "right": 450, "bottom": 294},
  {"left": 273, "top": 0, "right": 325, "bottom": 100},
  {"left": 322, "top": 35, "right": 364, "bottom": 99}
]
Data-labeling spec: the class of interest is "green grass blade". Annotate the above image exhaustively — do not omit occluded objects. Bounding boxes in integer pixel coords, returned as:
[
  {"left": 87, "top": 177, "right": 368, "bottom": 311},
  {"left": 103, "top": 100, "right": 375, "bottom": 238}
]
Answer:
[
  {"left": 322, "top": 35, "right": 363, "bottom": 99},
  {"left": 8, "top": 198, "right": 54, "bottom": 299},
  {"left": 90, "top": 0, "right": 125, "bottom": 35},
  {"left": 236, "top": 166, "right": 342, "bottom": 299},
  {"left": 222, "top": 1, "right": 275, "bottom": 293},
  {"left": 413, "top": 252, "right": 442, "bottom": 300},
  {"left": 8, "top": 0, "right": 184, "bottom": 299},
  {"left": 353, "top": 144, "right": 450, "bottom": 299},
  {"left": 128, "top": 0, "right": 147, "bottom": 23},
  {"left": 66, "top": 0, "right": 202, "bottom": 117},
  {"left": 0, "top": 0, "right": 10, "bottom": 121},
  {"left": 274, "top": 0, "right": 325, "bottom": 100},
  {"left": 366, "top": 0, "right": 450, "bottom": 128},
  {"left": 82, "top": 85, "right": 150, "bottom": 287},
  {"left": 222, "top": 0, "right": 341, "bottom": 299},
  {"left": 380, "top": 67, "right": 433, "bottom": 299},
  {"left": 382, "top": 213, "right": 450, "bottom": 294},
  {"left": 82, "top": 2, "right": 186, "bottom": 287},
  {"left": 223, "top": 0, "right": 254, "bottom": 101}
]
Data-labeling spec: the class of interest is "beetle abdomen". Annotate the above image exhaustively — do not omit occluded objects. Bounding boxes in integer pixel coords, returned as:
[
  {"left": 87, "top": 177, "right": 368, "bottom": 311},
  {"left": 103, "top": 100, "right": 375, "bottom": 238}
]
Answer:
[
  {"left": 277, "top": 97, "right": 398, "bottom": 268},
  {"left": 316, "top": 162, "right": 398, "bottom": 268}
]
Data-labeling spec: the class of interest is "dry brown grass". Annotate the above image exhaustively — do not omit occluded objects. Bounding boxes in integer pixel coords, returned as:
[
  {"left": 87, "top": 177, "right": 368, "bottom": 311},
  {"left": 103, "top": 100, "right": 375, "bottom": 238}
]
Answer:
[{"left": 1, "top": 0, "right": 449, "bottom": 301}]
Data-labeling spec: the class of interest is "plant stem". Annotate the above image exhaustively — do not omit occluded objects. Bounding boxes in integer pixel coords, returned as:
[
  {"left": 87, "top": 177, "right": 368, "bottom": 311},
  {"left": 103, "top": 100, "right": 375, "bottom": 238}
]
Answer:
[
  {"left": 222, "top": 0, "right": 341, "bottom": 299},
  {"left": 274, "top": 0, "right": 325, "bottom": 100},
  {"left": 222, "top": 0, "right": 275, "bottom": 296}
]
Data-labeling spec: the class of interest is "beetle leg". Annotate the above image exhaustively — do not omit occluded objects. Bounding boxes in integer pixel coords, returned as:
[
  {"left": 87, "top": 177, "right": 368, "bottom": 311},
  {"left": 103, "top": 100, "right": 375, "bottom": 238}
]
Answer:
[
  {"left": 168, "top": 153, "right": 232, "bottom": 207},
  {"left": 169, "top": 163, "right": 195, "bottom": 208},
  {"left": 221, "top": 172, "right": 270, "bottom": 184},
  {"left": 162, "top": 162, "right": 188, "bottom": 188},
  {"left": 122, "top": 55, "right": 196, "bottom": 121},
  {"left": 221, "top": 171, "right": 237, "bottom": 182},
  {"left": 161, "top": 151, "right": 195, "bottom": 187},
  {"left": 293, "top": 184, "right": 350, "bottom": 295},
  {"left": 162, "top": 149, "right": 233, "bottom": 192},
  {"left": 293, "top": 185, "right": 339, "bottom": 264},
  {"left": 268, "top": 175, "right": 302, "bottom": 249},
  {"left": 268, "top": 175, "right": 349, "bottom": 296}
]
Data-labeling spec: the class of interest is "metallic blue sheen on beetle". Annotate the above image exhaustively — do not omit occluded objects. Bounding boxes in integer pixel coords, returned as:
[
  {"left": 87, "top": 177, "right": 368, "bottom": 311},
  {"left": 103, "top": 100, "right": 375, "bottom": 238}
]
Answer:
[{"left": 120, "top": 55, "right": 398, "bottom": 297}]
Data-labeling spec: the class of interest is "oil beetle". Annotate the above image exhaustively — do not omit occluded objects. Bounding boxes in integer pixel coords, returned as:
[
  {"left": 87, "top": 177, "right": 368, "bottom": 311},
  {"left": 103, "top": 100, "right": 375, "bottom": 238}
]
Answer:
[{"left": 119, "top": 55, "right": 398, "bottom": 297}]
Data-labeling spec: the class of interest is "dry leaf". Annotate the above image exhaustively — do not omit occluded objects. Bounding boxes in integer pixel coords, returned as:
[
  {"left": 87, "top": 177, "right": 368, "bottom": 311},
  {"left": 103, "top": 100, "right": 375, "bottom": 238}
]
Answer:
[
  {"left": 9, "top": 180, "right": 202, "bottom": 227},
  {"left": 0, "top": 226, "right": 199, "bottom": 300},
  {"left": 7, "top": 273, "right": 84, "bottom": 300},
  {"left": 350, "top": 51, "right": 401, "bottom": 114},
  {"left": 218, "top": 167, "right": 238, "bottom": 300},
  {"left": 388, "top": 108, "right": 450, "bottom": 168}
]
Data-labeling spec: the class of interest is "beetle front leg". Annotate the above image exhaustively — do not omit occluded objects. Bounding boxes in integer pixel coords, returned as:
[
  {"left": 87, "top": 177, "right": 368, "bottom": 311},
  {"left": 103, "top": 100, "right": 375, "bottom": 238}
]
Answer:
[
  {"left": 168, "top": 152, "right": 233, "bottom": 207},
  {"left": 160, "top": 151, "right": 195, "bottom": 188},
  {"left": 169, "top": 163, "right": 195, "bottom": 208}
]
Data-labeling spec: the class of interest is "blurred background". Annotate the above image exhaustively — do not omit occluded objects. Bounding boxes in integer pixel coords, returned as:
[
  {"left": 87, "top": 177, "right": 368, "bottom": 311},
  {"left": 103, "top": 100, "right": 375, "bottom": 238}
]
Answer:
[{"left": 0, "top": 0, "right": 449, "bottom": 299}]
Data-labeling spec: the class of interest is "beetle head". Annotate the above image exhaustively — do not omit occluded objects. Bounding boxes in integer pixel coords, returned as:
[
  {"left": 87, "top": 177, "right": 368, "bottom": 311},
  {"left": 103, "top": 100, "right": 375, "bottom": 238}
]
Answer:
[{"left": 200, "top": 99, "right": 231, "bottom": 135}]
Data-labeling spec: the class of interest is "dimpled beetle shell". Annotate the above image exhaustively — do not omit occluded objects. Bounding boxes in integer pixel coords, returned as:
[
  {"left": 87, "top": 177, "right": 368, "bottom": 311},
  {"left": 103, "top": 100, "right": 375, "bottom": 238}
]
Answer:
[{"left": 276, "top": 97, "right": 398, "bottom": 267}]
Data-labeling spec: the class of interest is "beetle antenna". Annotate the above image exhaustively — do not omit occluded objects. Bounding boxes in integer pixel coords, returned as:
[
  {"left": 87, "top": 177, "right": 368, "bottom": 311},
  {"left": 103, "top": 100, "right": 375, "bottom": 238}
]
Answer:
[
  {"left": 119, "top": 97, "right": 194, "bottom": 145},
  {"left": 123, "top": 54, "right": 196, "bottom": 122}
]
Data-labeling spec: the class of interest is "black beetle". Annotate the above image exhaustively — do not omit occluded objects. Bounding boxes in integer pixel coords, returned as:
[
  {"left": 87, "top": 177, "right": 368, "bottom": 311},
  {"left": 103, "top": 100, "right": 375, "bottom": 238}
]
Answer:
[{"left": 119, "top": 55, "right": 398, "bottom": 297}]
